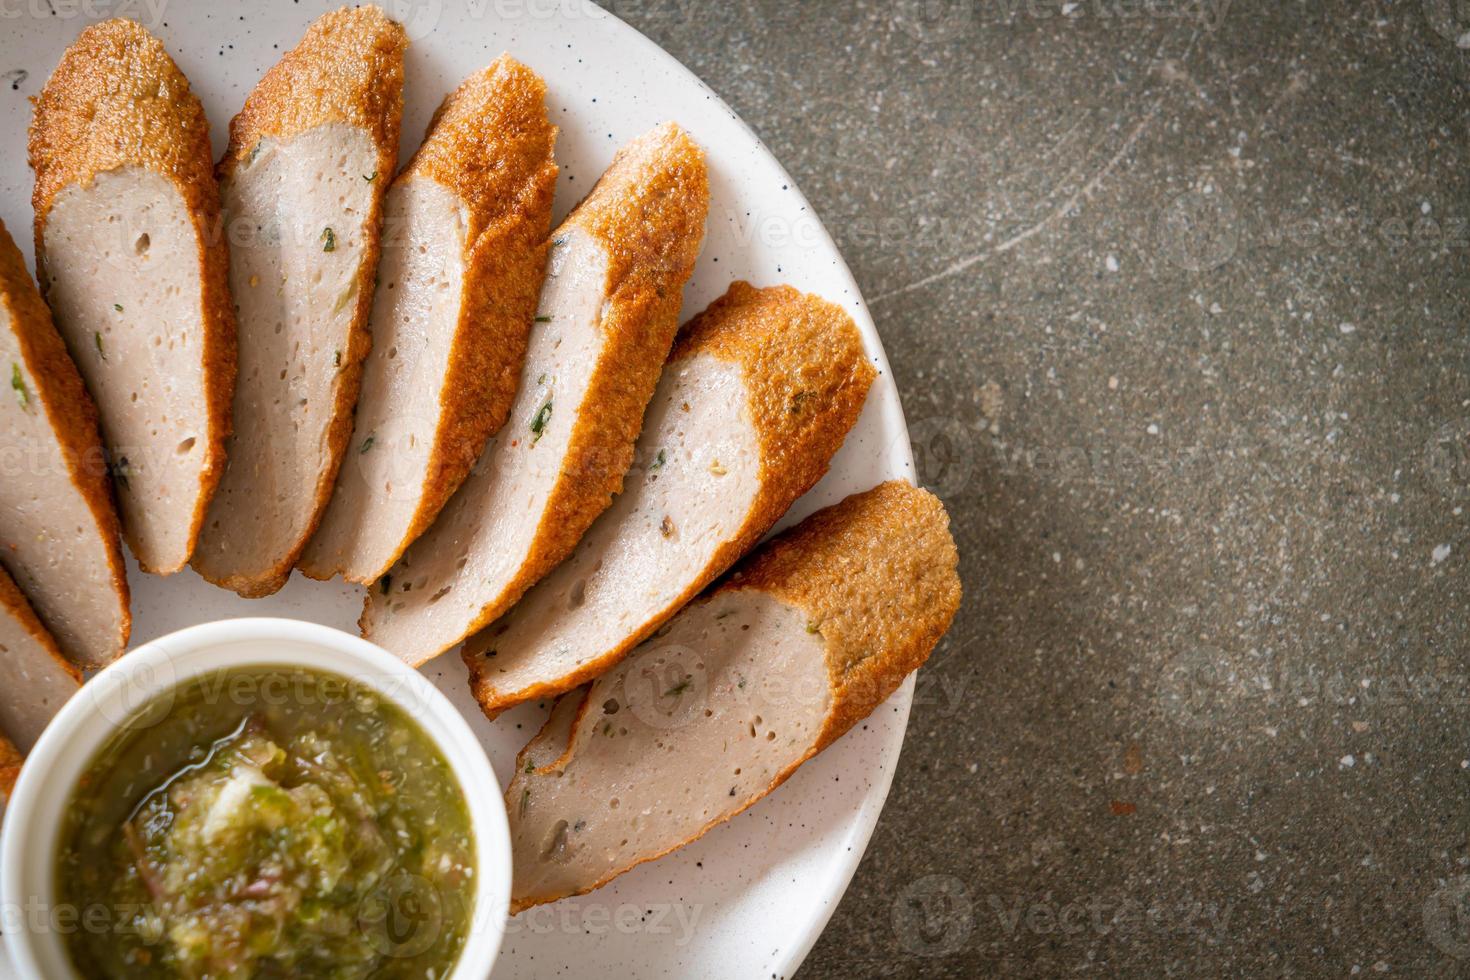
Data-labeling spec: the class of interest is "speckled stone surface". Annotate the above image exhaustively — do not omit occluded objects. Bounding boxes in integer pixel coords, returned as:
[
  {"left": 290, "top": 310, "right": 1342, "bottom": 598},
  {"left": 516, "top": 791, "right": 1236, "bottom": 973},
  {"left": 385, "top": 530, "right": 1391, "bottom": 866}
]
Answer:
[{"left": 611, "top": 0, "right": 1470, "bottom": 975}]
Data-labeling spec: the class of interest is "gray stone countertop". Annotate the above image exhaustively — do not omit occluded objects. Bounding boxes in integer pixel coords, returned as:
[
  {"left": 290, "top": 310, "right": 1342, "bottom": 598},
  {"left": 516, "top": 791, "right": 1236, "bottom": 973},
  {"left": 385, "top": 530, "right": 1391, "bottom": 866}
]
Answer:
[{"left": 609, "top": 0, "right": 1470, "bottom": 975}]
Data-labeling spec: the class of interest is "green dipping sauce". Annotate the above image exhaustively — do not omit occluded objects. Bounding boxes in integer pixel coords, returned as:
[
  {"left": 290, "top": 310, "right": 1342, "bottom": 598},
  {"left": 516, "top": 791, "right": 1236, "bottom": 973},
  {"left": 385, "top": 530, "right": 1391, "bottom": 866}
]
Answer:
[{"left": 55, "top": 666, "right": 475, "bottom": 979}]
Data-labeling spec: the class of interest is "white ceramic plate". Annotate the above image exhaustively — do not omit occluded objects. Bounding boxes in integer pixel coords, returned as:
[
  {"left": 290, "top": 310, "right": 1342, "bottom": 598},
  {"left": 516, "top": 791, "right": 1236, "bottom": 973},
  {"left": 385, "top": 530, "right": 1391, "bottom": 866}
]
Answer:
[{"left": 0, "top": 2, "right": 916, "bottom": 977}]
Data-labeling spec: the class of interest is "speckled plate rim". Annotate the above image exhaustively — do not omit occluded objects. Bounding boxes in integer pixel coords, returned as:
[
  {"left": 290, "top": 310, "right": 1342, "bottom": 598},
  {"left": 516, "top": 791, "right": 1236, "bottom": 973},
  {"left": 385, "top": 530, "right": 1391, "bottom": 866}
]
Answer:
[{"left": 0, "top": 2, "right": 919, "bottom": 977}]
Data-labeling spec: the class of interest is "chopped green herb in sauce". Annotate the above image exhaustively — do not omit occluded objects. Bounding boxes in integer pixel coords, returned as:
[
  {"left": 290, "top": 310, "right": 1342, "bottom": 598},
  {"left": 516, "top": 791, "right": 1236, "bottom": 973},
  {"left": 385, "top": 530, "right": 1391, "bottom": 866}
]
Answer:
[
  {"left": 111, "top": 456, "right": 132, "bottom": 489},
  {"left": 113, "top": 303, "right": 123, "bottom": 313},
  {"left": 363, "top": 171, "right": 378, "bottom": 182},
  {"left": 534, "top": 315, "right": 552, "bottom": 323},
  {"left": 94, "top": 332, "right": 106, "bottom": 359},
  {"left": 56, "top": 667, "right": 475, "bottom": 980},
  {"left": 359, "top": 435, "right": 376, "bottom": 454},
  {"left": 665, "top": 678, "right": 691, "bottom": 698},
  {"left": 321, "top": 227, "right": 337, "bottom": 252},
  {"left": 649, "top": 448, "right": 667, "bottom": 472}
]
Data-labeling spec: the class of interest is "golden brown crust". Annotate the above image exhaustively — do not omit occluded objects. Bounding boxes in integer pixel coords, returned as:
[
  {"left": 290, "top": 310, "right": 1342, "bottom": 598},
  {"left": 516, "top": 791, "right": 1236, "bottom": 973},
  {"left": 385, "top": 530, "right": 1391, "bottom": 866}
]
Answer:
[
  {"left": 0, "top": 219, "right": 130, "bottom": 662},
  {"left": 381, "top": 56, "right": 558, "bottom": 576},
  {"left": 507, "top": 481, "right": 959, "bottom": 911},
  {"left": 200, "top": 7, "right": 406, "bottom": 596},
  {"left": 0, "top": 729, "right": 19, "bottom": 805},
  {"left": 31, "top": 19, "right": 214, "bottom": 242},
  {"left": 504, "top": 122, "right": 708, "bottom": 621},
  {"left": 217, "top": 6, "right": 407, "bottom": 182},
  {"left": 469, "top": 281, "right": 874, "bottom": 714},
  {"left": 29, "top": 18, "right": 235, "bottom": 575},
  {"left": 690, "top": 283, "right": 876, "bottom": 526},
  {"left": 726, "top": 480, "right": 961, "bottom": 751}
]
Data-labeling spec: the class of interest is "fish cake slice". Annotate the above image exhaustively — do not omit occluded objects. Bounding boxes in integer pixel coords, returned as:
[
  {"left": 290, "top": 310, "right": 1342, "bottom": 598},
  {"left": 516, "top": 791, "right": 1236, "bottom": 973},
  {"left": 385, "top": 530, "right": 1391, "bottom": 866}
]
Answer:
[
  {"left": 193, "top": 6, "right": 407, "bottom": 597},
  {"left": 506, "top": 481, "right": 960, "bottom": 911},
  {"left": 29, "top": 18, "right": 235, "bottom": 576}
]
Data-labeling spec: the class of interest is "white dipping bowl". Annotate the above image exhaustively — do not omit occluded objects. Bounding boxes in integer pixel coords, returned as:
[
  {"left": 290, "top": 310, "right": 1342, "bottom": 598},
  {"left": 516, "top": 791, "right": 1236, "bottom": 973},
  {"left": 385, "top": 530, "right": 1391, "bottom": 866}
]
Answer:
[{"left": 1, "top": 617, "right": 510, "bottom": 979}]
